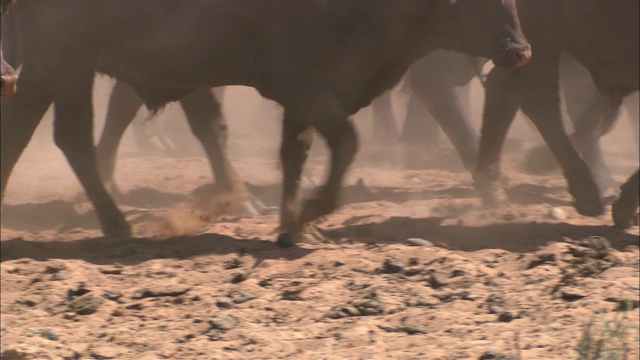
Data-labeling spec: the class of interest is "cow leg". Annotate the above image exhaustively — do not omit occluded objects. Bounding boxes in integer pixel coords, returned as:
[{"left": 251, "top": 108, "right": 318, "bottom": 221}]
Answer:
[
  {"left": 473, "top": 67, "right": 520, "bottom": 208},
  {"left": 371, "top": 91, "right": 399, "bottom": 145},
  {"left": 52, "top": 71, "right": 131, "bottom": 237},
  {"left": 518, "top": 57, "right": 603, "bottom": 216},
  {"left": 179, "top": 88, "right": 262, "bottom": 215},
  {"left": 1, "top": 66, "right": 52, "bottom": 199},
  {"left": 276, "top": 112, "right": 314, "bottom": 247},
  {"left": 96, "top": 80, "right": 144, "bottom": 192},
  {"left": 422, "top": 89, "right": 478, "bottom": 170},
  {"left": 612, "top": 169, "right": 639, "bottom": 229},
  {"left": 399, "top": 91, "right": 441, "bottom": 169},
  {"left": 570, "top": 95, "right": 618, "bottom": 194}
]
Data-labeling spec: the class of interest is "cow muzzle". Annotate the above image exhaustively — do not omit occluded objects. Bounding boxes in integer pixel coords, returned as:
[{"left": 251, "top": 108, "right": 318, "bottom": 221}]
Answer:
[
  {"left": 493, "top": 43, "right": 532, "bottom": 69},
  {"left": 1, "top": 60, "right": 17, "bottom": 98}
]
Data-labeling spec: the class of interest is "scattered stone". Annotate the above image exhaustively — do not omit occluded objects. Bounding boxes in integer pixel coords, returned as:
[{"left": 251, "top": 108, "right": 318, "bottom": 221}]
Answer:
[
  {"left": 44, "top": 262, "right": 67, "bottom": 274},
  {"left": 605, "top": 297, "right": 640, "bottom": 311},
  {"left": 224, "top": 257, "right": 244, "bottom": 270},
  {"left": 1, "top": 349, "right": 29, "bottom": 360},
  {"left": 549, "top": 207, "right": 567, "bottom": 220},
  {"left": 380, "top": 257, "right": 404, "bottom": 274},
  {"left": 450, "top": 269, "right": 466, "bottom": 278},
  {"left": 378, "top": 325, "right": 428, "bottom": 335},
  {"left": 403, "top": 267, "right": 423, "bottom": 277},
  {"left": 229, "top": 291, "right": 257, "bottom": 304},
  {"left": 502, "top": 212, "right": 516, "bottom": 221},
  {"left": 526, "top": 253, "right": 556, "bottom": 269},
  {"left": 99, "top": 267, "right": 123, "bottom": 275},
  {"left": 70, "top": 294, "right": 103, "bottom": 315},
  {"left": 579, "top": 236, "right": 610, "bottom": 259},
  {"left": 498, "top": 311, "right": 515, "bottom": 323},
  {"left": 479, "top": 351, "right": 516, "bottom": 360},
  {"left": 406, "top": 238, "right": 434, "bottom": 247},
  {"left": 16, "top": 298, "right": 37, "bottom": 307},
  {"left": 408, "top": 258, "right": 420, "bottom": 266},
  {"left": 559, "top": 287, "right": 587, "bottom": 302},
  {"left": 50, "top": 273, "right": 68, "bottom": 281},
  {"left": 489, "top": 305, "right": 506, "bottom": 315},
  {"left": 102, "top": 290, "right": 123, "bottom": 302},
  {"left": 39, "top": 329, "right": 59, "bottom": 341},
  {"left": 326, "top": 295, "right": 385, "bottom": 319},
  {"left": 209, "top": 316, "right": 238, "bottom": 331},
  {"left": 231, "top": 271, "right": 250, "bottom": 284},
  {"left": 282, "top": 286, "right": 304, "bottom": 301},
  {"left": 132, "top": 284, "right": 191, "bottom": 299},
  {"left": 405, "top": 296, "right": 437, "bottom": 308},
  {"left": 216, "top": 297, "right": 234, "bottom": 309},
  {"left": 427, "top": 271, "right": 446, "bottom": 289},
  {"left": 30, "top": 275, "right": 43, "bottom": 284},
  {"left": 68, "top": 283, "right": 91, "bottom": 299},
  {"left": 88, "top": 346, "right": 119, "bottom": 359}
]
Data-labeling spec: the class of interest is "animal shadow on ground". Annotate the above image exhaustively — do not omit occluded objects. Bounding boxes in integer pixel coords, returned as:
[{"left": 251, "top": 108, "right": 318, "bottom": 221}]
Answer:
[
  {"left": 0, "top": 234, "right": 314, "bottom": 267},
  {"left": 319, "top": 216, "right": 639, "bottom": 253}
]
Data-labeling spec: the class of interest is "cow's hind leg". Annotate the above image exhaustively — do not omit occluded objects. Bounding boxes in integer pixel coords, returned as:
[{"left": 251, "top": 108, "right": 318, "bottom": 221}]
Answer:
[
  {"left": 519, "top": 58, "right": 602, "bottom": 216},
  {"left": 1, "top": 66, "right": 52, "bottom": 200},
  {"left": 180, "top": 88, "right": 262, "bottom": 215},
  {"left": 276, "top": 113, "right": 314, "bottom": 247},
  {"left": 473, "top": 67, "right": 520, "bottom": 208},
  {"left": 612, "top": 170, "right": 639, "bottom": 229},
  {"left": 53, "top": 70, "right": 131, "bottom": 237},
  {"left": 96, "top": 80, "right": 144, "bottom": 193}
]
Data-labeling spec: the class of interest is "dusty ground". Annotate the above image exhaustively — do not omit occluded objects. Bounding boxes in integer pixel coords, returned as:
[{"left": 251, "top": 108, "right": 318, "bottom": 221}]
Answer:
[{"left": 1, "top": 84, "right": 639, "bottom": 360}]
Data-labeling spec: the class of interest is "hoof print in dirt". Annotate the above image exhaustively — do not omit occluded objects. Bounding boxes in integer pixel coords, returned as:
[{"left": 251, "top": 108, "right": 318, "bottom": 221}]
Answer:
[
  {"left": 326, "top": 293, "right": 385, "bottom": 319},
  {"left": 558, "top": 287, "right": 587, "bottom": 302},
  {"left": 379, "top": 257, "right": 404, "bottom": 274},
  {"left": 70, "top": 294, "right": 104, "bottom": 315}
]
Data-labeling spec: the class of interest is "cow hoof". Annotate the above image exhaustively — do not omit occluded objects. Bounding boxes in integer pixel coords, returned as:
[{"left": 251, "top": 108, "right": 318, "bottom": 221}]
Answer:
[
  {"left": 612, "top": 200, "right": 638, "bottom": 230},
  {"left": 276, "top": 233, "right": 296, "bottom": 248},
  {"left": 574, "top": 197, "right": 604, "bottom": 217}
]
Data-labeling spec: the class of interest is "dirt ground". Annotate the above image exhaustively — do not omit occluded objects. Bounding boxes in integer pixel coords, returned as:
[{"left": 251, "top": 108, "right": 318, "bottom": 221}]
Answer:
[{"left": 1, "top": 83, "right": 639, "bottom": 360}]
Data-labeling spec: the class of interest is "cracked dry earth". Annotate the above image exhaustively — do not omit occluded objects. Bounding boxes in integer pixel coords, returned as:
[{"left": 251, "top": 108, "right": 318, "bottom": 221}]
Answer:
[{"left": 1, "top": 128, "right": 639, "bottom": 359}]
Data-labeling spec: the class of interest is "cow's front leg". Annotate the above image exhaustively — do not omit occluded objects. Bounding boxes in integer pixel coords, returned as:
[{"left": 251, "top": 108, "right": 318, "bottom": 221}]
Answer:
[
  {"left": 53, "top": 71, "right": 131, "bottom": 237},
  {"left": 612, "top": 170, "right": 639, "bottom": 229},
  {"left": 276, "top": 112, "right": 314, "bottom": 248},
  {"left": 473, "top": 67, "right": 520, "bottom": 209}
]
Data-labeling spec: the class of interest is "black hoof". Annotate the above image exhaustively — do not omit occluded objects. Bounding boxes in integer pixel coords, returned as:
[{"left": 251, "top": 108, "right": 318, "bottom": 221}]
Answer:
[
  {"left": 612, "top": 201, "right": 637, "bottom": 230},
  {"left": 574, "top": 197, "right": 604, "bottom": 217},
  {"left": 276, "top": 233, "right": 296, "bottom": 248}
]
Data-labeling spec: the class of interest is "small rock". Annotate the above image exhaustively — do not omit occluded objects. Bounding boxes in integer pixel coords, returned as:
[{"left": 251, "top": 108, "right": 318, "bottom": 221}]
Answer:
[
  {"left": 403, "top": 325, "right": 428, "bottom": 335},
  {"left": 1, "top": 349, "right": 30, "bottom": 360},
  {"left": 229, "top": 291, "right": 257, "bottom": 304},
  {"left": 549, "top": 207, "right": 567, "bottom": 220},
  {"left": 209, "top": 316, "right": 237, "bottom": 331},
  {"left": 498, "top": 311, "right": 515, "bottom": 323},
  {"left": 67, "top": 283, "right": 91, "bottom": 299},
  {"left": 427, "top": 271, "right": 446, "bottom": 289},
  {"left": 406, "top": 238, "right": 434, "bottom": 247},
  {"left": 216, "top": 297, "right": 234, "bottom": 309},
  {"left": 502, "top": 212, "right": 516, "bottom": 221},
  {"left": 526, "top": 253, "right": 556, "bottom": 269},
  {"left": 605, "top": 297, "right": 640, "bottom": 311},
  {"left": 16, "top": 298, "right": 37, "bottom": 307},
  {"left": 224, "top": 258, "right": 244, "bottom": 270},
  {"left": 579, "top": 236, "right": 610, "bottom": 259},
  {"left": 560, "top": 287, "right": 587, "bottom": 302},
  {"left": 132, "top": 284, "right": 191, "bottom": 299},
  {"left": 102, "top": 290, "right": 123, "bottom": 301},
  {"left": 231, "top": 271, "right": 250, "bottom": 284},
  {"left": 44, "top": 263, "right": 67, "bottom": 274},
  {"left": 70, "top": 294, "right": 103, "bottom": 315},
  {"left": 99, "top": 267, "right": 123, "bottom": 275},
  {"left": 50, "top": 273, "right": 68, "bottom": 281},
  {"left": 479, "top": 351, "right": 516, "bottom": 360},
  {"left": 282, "top": 286, "right": 304, "bottom": 301},
  {"left": 380, "top": 257, "right": 404, "bottom": 274},
  {"left": 39, "top": 329, "right": 59, "bottom": 341}
]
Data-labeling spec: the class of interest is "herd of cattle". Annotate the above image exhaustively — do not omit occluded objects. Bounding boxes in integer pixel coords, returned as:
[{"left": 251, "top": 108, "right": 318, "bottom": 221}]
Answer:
[{"left": 0, "top": 0, "right": 638, "bottom": 247}]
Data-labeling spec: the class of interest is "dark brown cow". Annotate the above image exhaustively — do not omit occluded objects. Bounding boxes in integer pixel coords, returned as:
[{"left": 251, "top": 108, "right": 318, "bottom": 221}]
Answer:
[
  {"left": 1, "top": 0, "right": 530, "bottom": 246},
  {"left": 0, "top": 0, "right": 17, "bottom": 98},
  {"left": 473, "top": 0, "right": 638, "bottom": 219}
]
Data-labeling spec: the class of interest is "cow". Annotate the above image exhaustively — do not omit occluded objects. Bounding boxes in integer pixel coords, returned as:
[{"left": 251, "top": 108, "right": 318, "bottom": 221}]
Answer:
[
  {"left": 612, "top": 170, "right": 639, "bottom": 229},
  {"left": 0, "top": 0, "right": 17, "bottom": 99},
  {"left": 1, "top": 0, "right": 530, "bottom": 247},
  {"left": 473, "top": 0, "right": 638, "bottom": 219}
]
